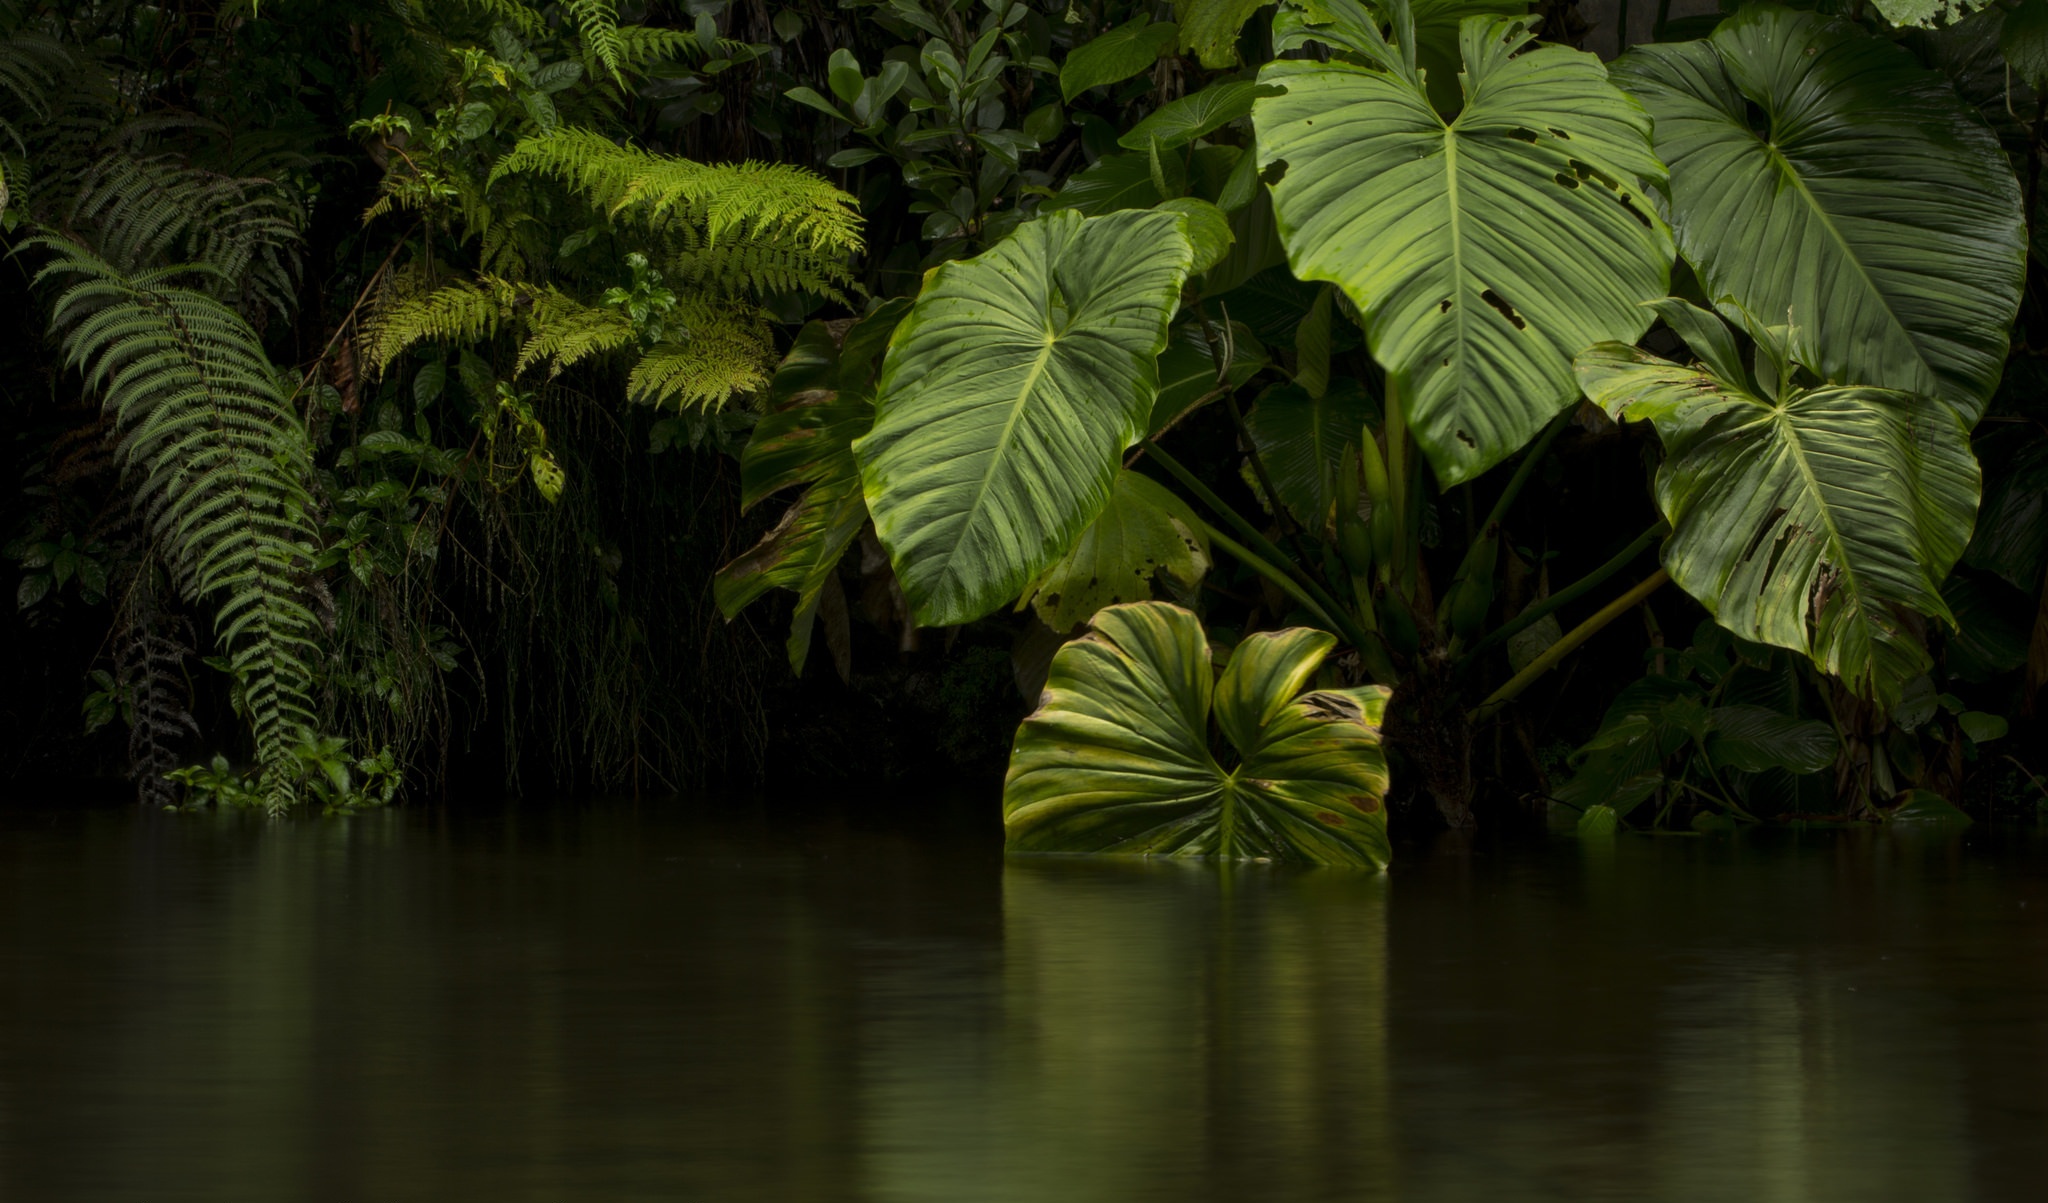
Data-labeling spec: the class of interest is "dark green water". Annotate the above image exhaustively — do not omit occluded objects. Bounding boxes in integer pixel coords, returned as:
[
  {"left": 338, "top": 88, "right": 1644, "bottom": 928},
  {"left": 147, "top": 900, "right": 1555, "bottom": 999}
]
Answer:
[{"left": 3, "top": 802, "right": 2045, "bottom": 1201}]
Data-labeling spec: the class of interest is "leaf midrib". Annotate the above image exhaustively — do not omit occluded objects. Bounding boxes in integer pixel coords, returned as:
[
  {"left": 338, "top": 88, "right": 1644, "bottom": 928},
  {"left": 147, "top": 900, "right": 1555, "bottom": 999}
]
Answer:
[
  {"left": 948, "top": 332, "right": 1059, "bottom": 583},
  {"left": 1752, "top": 128, "right": 1933, "bottom": 392},
  {"left": 1764, "top": 401, "right": 1871, "bottom": 645}
]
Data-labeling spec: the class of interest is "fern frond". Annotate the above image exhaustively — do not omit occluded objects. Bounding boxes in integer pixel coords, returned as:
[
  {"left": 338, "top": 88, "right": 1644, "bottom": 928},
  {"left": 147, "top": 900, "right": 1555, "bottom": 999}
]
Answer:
[
  {"left": 363, "top": 276, "right": 520, "bottom": 372},
  {"left": 602, "top": 25, "right": 750, "bottom": 74},
  {"left": 34, "top": 237, "right": 323, "bottom": 810},
  {"left": 566, "top": 0, "right": 624, "bottom": 82},
  {"left": 516, "top": 289, "right": 634, "bottom": 376},
  {"left": 366, "top": 274, "right": 634, "bottom": 379},
  {"left": 65, "top": 153, "right": 304, "bottom": 320},
  {"left": 626, "top": 300, "right": 775, "bottom": 410},
  {"left": 0, "top": 17, "right": 63, "bottom": 157},
  {"left": 663, "top": 227, "right": 857, "bottom": 302},
  {"left": 433, "top": 0, "right": 547, "bottom": 38},
  {"left": 491, "top": 129, "right": 863, "bottom": 252}
]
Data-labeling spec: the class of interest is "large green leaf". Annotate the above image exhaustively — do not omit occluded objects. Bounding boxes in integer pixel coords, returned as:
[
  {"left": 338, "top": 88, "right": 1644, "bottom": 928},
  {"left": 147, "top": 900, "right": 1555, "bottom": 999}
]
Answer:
[
  {"left": 1118, "top": 81, "right": 1280, "bottom": 151},
  {"left": 1024, "top": 471, "right": 1211, "bottom": 632},
  {"left": 714, "top": 303, "right": 905, "bottom": 673},
  {"left": 1004, "top": 602, "right": 1392, "bottom": 866},
  {"left": 1611, "top": 5, "right": 2024, "bottom": 420},
  {"left": 1061, "top": 15, "right": 1181, "bottom": 101},
  {"left": 1576, "top": 342, "right": 1981, "bottom": 705},
  {"left": 856, "top": 210, "right": 1194, "bottom": 625},
  {"left": 1253, "top": 9, "right": 1672, "bottom": 485},
  {"left": 1042, "top": 152, "right": 1166, "bottom": 216},
  {"left": 1246, "top": 379, "right": 1377, "bottom": 531}
]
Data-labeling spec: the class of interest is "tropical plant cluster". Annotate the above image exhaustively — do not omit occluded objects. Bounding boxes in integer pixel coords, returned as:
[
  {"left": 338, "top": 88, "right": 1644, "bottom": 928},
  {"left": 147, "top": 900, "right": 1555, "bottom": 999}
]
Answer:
[{"left": 4, "top": 0, "right": 2047, "bottom": 859}]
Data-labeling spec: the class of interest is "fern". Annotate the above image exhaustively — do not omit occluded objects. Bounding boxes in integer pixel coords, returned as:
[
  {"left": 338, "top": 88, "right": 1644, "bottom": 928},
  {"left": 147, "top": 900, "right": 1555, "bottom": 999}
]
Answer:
[
  {"left": 364, "top": 275, "right": 521, "bottom": 372},
  {"left": 34, "top": 239, "right": 323, "bottom": 810},
  {"left": 566, "top": 0, "right": 624, "bottom": 82},
  {"left": 628, "top": 302, "right": 775, "bottom": 409},
  {"left": 491, "top": 129, "right": 863, "bottom": 255},
  {"left": 366, "top": 272, "right": 642, "bottom": 379},
  {"left": 516, "top": 290, "right": 635, "bottom": 376},
  {"left": 64, "top": 153, "right": 304, "bottom": 320}
]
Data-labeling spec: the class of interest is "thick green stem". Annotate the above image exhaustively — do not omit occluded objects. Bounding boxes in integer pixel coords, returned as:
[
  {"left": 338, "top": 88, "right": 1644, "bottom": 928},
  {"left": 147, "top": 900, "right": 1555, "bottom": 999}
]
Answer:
[
  {"left": 1201, "top": 522, "right": 1390, "bottom": 677},
  {"left": 1200, "top": 522, "right": 1336, "bottom": 629},
  {"left": 1469, "top": 568, "right": 1670, "bottom": 722},
  {"left": 1148, "top": 441, "right": 1388, "bottom": 668},
  {"left": 1455, "top": 521, "right": 1667, "bottom": 674}
]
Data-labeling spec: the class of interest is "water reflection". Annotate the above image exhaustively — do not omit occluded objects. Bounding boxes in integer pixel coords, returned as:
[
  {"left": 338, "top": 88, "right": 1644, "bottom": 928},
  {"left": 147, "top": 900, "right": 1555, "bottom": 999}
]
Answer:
[
  {"left": 0, "top": 806, "right": 2042, "bottom": 1201},
  {"left": 863, "top": 862, "right": 1392, "bottom": 1203}
]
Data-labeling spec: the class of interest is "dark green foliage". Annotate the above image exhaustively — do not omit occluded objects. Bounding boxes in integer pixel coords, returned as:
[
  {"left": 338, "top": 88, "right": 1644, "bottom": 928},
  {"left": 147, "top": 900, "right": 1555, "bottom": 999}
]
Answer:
[{"left": 3, "top": 0, "right": 2047, "bottom": 832}]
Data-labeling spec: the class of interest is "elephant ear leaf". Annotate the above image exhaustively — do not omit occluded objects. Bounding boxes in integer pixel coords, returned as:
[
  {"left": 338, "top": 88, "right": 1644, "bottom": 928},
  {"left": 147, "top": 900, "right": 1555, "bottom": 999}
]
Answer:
[
  {"left": 714, "top": 301, "right": 907, "bottom": 675},
  {"left": 1004, "top": 602, "right": 1391, "bottom": 867},
  {"left": 856, "top": 210, "right": 1194, "bottom": 626},
  {"left": 1611, "top": 5, "right": 2024, "bottom": 420},
  {"left": 1026, "top": 471, "right": 1211, "bottom": 633},
  {"left": 1252, "top": 10, "right": 1671, "bottom": 486},
  {"left": 1576, "top": 342, "right": 1980, "bottom": 707}
]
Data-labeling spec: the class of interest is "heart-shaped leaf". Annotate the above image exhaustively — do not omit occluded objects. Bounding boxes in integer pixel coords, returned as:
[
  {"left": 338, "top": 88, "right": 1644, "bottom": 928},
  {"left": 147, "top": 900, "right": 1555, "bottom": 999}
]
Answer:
[
  {"left": 856, "top": 210, "right": 1194, "bottom": 625},
  {"left": 1254, "top": 10, "right": 1672, "bottom": 485},
  {"left": 1004, "top": 602, "right": 1392, "bottom": 867},
  {"left": 1576, "top": 340, "right": 1981, "bottom": 705},
  {"left": 1611, "top": 5, "right": 2024, "bottom": 420}
]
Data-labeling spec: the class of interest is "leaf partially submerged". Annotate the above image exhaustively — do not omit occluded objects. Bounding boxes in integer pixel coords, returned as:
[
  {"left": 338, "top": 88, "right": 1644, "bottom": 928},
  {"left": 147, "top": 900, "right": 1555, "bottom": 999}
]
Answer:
[
  {"left": 1576, "top": 341, "right": 1980, "bottom": 705},
  {"left": 856, "top": 210, "right": 1194, "bottom": 626},
  {"left": 1004, "top": 602, "right": 1392, "bottom": 867}
]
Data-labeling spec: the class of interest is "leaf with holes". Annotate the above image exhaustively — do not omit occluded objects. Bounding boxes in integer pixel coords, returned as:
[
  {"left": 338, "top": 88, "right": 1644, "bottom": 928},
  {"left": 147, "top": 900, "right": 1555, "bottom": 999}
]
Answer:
[
  {"left": 1004, "top": 602, "right": 1392, "bottom": 867},
  {"left": 715, "top": 302, "right": 905, "bottom": 673},
  {"left": 1025, "top": 472, "right": 1210, "bottom": 632},
  {"left": 1611, "top": 5, "right": 2024, "bottom": 421},
  {"left": 1577, "top": 341, "right": 1980, "bottom": 706},
  {"left": 855, "top": 210, "right": 1193, "bottom": 625},
  {"left": 1253, "top": 10, "right": 1671, "bottom": 485}
]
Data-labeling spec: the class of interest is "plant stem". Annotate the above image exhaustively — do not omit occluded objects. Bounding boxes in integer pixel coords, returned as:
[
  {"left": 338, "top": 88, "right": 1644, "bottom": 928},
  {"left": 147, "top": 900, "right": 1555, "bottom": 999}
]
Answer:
[
  {"left": 1468, "top": 568, "right": 1670, "bottom": 722},
  {"left": 1196, "top": 300, "right": 1320, "bottom": 572},
  {"left": 1150, "top": 444, "right": 1386, "bottom": 665},
  {"left": 1144, "top": 441, "right": 1332, "bottom": 607},
  {"left": 1199, "top": 522, "right": 1340, "bottom": 633},
  {"left": 1456, "top": 520, "right": 1667, "bottom": 673}
]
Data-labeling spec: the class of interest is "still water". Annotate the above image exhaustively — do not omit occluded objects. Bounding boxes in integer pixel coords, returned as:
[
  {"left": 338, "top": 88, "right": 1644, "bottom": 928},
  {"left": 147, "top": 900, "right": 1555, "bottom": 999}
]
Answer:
[{"left": 2, "top": 801, "right": 2045, "bottom": 1201}]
